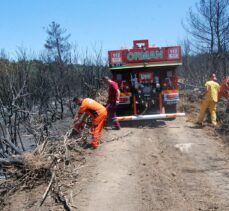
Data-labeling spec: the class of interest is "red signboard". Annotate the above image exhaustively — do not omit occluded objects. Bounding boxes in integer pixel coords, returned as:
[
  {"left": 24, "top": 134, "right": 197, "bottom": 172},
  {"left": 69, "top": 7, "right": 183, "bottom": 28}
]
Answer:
[
  {"left": 110, "top": 51, "right": 123, "bottom": 64},
  {"left": 108, "top": 40, "right": 182, "bottom": 68}
]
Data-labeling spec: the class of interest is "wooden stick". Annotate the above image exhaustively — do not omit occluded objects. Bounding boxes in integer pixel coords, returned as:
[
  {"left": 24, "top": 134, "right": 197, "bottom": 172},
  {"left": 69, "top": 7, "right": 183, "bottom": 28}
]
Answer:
[
  {"left": 53, "top": 190, "right": 72, "bottom": 211},
  {"left": 33, "top": 138, "right": 48, "bottom": 155},
  {"left": 40, "top": 172, "right": 55, "bottom": 206},
  {"left": 0, "top": 157, "right": 23, "bottom": 166}
]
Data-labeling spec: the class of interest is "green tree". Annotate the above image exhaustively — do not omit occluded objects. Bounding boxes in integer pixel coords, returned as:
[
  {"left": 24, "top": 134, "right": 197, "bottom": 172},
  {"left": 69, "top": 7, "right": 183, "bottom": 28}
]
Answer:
[
  {"left": 44, "top": 22, "right": 72, "bottom": 119},
  {"left": 44, "top": 21, "right": 71, "bottom": 63}
]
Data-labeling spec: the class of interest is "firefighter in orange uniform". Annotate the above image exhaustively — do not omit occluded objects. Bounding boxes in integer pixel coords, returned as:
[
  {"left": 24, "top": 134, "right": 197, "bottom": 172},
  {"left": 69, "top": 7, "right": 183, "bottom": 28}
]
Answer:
[
  {"left": 218, "top": 76, "right": 229, "bottom": 113},
  {"left": 196, "top": 73, "right": 220, "bottom": 127},
  {"left": 73, "top": 97, "right": 107, "bottom": 149}
]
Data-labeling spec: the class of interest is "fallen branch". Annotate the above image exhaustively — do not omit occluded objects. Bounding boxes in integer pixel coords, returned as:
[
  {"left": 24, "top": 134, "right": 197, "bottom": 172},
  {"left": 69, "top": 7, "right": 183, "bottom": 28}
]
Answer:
[
  {"left": 53, "top": 189, "right": 72, "bottom": 211},
  {"left": 0, "top": 157, "right": 23, "bottom": 166},
  {"left": 40, "top": 172, "right": 55, "bottom": 206},
  {"left": 33, "top": 138, "right": 48, "bottom": 155},
  {"left": 64, "top": 131, "right": 70, "bottom": 164}
]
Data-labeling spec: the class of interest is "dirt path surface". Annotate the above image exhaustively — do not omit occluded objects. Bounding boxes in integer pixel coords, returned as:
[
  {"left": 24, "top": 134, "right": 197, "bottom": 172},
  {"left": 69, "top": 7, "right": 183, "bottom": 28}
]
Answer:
[
  {"left": 2, "top": 117, "right": 229, "bottom": 211},
  {"left": 72, "top": 118, "right": 229, "bottom": 211}
]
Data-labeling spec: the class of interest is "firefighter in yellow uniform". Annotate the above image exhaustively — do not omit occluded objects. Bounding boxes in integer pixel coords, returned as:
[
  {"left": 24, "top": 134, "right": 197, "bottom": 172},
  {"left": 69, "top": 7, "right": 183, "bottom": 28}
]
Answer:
[{"left": 197, "top": 73, "right": 220, "bottom": 127}]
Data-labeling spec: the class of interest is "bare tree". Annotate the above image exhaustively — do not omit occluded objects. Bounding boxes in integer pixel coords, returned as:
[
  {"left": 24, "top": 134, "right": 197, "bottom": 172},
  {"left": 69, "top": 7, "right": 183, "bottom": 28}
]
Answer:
[
  {"left": 0, "top": 53, "right": 30, "bottom": 157},
  {"left": 182, "top": 0, "right": 229, "bottom": 82}
]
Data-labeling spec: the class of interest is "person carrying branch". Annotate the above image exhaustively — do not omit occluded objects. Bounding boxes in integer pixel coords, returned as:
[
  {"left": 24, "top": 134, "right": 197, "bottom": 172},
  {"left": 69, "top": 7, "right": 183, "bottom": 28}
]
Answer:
[
  {"left": 102, "top": 76, "right": 121, "bottom": 130},
  {"left": 196, "top": 73, "right": 220, "bottom": 127},
  {"left": 73, "top": 97, "right": 107, "bottom": 149},
  {"left": 218, "top": 76, "right": 229, "bottom": 113}
]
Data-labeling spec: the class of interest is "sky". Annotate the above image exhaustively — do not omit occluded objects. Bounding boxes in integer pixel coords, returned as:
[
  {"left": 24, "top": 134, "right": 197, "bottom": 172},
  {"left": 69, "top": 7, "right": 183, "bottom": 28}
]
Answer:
[{"left": 0, "top": 0, "right": 197, "bottom": 59}]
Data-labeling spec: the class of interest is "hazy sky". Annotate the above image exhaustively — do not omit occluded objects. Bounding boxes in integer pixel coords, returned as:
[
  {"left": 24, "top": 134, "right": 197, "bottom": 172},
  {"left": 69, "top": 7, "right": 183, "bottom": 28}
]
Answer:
[{"left": 0, "top": 0, "right": 197, "bottom": 58}]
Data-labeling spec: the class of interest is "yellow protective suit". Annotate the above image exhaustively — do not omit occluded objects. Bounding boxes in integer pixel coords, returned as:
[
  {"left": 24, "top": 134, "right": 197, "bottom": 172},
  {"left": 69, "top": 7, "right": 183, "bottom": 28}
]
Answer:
[{"left": 198, "top": 80, "right": 220, "bottom": 126}]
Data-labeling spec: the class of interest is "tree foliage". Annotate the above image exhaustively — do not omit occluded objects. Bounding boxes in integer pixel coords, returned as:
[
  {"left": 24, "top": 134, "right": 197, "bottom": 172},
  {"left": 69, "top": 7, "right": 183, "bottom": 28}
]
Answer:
[{"left": 44, "top": 21, "right": 71, "bottom": 63}]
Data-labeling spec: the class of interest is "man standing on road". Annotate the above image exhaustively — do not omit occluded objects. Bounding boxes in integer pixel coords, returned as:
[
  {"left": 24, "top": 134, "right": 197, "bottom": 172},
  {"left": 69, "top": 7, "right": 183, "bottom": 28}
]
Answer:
[
  {"left": 218, "top": 76, "right": 229, "bottom": 113},
  {"left": 73, "top": 97, "right": 107, "bottom": 149},
  {"left": 102, "top": 76, "right": 121, "bottom": 130},
  {"left": 196, "top": 73, "right": 220, "bottom": 127}
]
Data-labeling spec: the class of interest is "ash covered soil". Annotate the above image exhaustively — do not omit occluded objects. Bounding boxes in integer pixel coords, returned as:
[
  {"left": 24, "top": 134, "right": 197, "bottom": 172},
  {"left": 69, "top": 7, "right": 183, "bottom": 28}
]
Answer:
[{"left": 2, "top": 117, "right": 229, "bottom": 211}]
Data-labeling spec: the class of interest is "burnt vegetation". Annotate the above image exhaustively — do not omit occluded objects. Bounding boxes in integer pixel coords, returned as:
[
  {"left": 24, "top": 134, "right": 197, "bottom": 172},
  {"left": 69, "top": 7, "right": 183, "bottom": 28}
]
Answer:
[
  {"left": 0, "top": 0, "right": 228, "bottom": 160},
  {"left": 0, "top": 21, "right": 109, "bottom": 160},
  {"left": 0, "top": 0, "right": 229, "bottom": 160},
  {"left": 0, "top": 0, "right": 229, "bottom": 209}
]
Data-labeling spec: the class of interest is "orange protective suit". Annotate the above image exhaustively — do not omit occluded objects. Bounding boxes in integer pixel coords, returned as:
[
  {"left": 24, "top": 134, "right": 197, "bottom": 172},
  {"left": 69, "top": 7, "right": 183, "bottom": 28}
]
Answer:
[
  {"left": 219, "top": 77, "right": 229, "bottom": 112},
  {"left": 198, "top": 80, "right": 220, "bottom": 126},
  {"left": 77, "top": 98, "right": 107, "bottom": 148}
]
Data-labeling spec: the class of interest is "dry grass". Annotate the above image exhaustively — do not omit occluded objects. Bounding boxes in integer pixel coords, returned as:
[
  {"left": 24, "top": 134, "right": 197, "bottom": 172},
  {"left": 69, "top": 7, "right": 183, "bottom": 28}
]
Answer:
[{"left": 0, "top": 131, "right": 88, "bottom": 210}]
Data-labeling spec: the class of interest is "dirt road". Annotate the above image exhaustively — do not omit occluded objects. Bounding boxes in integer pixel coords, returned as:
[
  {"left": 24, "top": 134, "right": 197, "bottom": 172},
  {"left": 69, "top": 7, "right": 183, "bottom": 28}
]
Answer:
[
  {"left": 2, "top": 117, "right": 229, "bottom": 211},
  {"left": 72, "top": 117, "right": 229, "bottom": 211}
]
